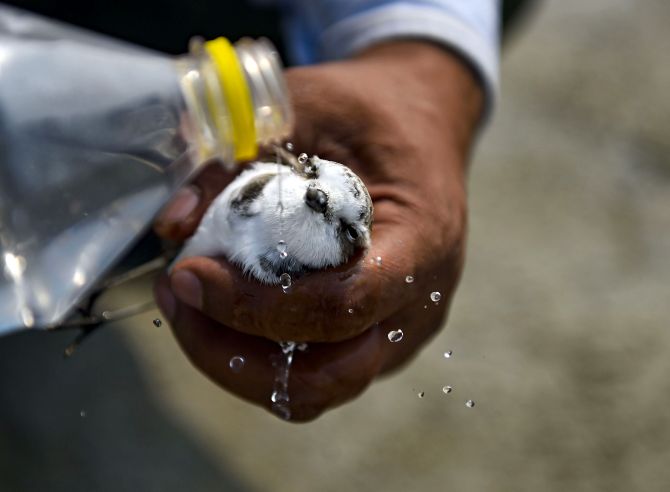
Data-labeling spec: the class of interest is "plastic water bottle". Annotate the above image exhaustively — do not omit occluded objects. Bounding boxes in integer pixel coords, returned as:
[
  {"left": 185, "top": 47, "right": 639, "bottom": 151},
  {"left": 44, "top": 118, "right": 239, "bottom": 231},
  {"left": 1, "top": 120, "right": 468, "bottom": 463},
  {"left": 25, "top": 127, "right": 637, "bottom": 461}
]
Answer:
[{"left": 0, "top": 5, "right": 293, "bottom": 334}]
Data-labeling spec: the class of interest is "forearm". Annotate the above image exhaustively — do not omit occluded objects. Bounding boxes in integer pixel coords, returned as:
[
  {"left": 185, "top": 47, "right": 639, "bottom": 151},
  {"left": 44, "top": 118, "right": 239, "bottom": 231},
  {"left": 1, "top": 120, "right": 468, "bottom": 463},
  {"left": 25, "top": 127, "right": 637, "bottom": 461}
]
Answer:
[
  {"left": 281, "top": 0, "right": 500, "bottom": 117},
  {"left": 354, "top": 40, "right": 485, "bottom": 163}
]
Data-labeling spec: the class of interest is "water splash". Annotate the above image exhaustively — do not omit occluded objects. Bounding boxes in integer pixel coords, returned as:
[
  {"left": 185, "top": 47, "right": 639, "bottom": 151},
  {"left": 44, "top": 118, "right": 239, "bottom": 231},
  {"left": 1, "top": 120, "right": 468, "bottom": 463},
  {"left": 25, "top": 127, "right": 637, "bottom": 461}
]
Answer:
[
  {"left": 271, "top": 341, "right": 296, "bottom": 420},
  {"left": 275, "top": 147, "right": 287, "bottom": 264}
]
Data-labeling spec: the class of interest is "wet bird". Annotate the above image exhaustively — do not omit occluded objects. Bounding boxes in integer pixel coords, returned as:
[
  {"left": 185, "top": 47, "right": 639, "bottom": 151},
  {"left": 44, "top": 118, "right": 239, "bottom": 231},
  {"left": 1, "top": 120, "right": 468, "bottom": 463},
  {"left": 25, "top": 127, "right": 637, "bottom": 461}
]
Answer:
[{"left": 174, "top": 151, "right": 373, "bottom": 284}]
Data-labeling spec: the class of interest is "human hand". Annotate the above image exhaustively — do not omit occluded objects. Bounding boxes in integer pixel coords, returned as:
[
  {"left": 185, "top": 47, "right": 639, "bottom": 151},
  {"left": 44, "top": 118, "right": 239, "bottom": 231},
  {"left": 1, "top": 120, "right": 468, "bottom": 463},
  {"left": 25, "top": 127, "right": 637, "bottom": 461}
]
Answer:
[{"left": 154, "top": 41, "right": 483, "bottom": 421}]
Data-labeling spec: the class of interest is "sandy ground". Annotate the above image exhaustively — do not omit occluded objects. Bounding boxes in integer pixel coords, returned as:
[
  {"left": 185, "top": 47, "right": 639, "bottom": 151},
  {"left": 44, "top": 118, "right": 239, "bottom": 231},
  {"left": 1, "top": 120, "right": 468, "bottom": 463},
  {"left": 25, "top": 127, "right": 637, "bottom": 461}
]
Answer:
[{"left": 2, "top": 1, "right": 669, "bottom": 491}]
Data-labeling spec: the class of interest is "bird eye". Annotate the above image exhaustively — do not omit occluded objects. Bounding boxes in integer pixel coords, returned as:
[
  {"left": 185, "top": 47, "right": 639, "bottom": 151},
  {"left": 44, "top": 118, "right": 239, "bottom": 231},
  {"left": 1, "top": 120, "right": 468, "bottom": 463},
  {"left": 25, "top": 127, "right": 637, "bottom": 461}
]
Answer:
[{"left": 345, "top": 225, "right": 359, "bottom": 242}]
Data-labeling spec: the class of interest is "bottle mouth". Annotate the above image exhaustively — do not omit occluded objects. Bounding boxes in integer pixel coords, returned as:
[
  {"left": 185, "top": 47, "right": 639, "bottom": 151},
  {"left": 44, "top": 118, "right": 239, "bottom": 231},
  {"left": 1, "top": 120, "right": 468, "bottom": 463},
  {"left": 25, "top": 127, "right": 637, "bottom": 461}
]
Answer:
[
  {"left": 183, "top": 36, "right": 293, "bottom": 164},
  {"left": 233, "top": 38, "right": 293, "bottom": 147}
]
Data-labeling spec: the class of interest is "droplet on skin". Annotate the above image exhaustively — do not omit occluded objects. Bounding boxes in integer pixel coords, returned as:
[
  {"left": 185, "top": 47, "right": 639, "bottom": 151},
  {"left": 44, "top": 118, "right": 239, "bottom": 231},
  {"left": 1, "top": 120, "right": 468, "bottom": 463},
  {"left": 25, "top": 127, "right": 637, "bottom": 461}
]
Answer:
[
  {"left": 465, "top": 400, "right": 475, "bottom": 408},
  {"left": 405, "top": 275, "right": 414, "bottom": 284},
  {"left": 277, "top": 240, "right": 288, "bottom": 259},
  {"left": 442, "top": 386, "right": 453, "bottom": 394},
  {"left": 297, "top": 153, "right": 308, "bottom": 164},
  {"left": 375, "top": 256, "right": 382, "bottom": 266},
  {"left": 153, "top": 318, "right": 162, "bottom": 327},
  {"left": 443, "top": 350, "right": 453, "bottom": 359},
  {"left": 285, "top": 142, "right": 294, "bottom": 151},
  {"left": 430, "top": 291, "right": 442, "bottom": 303},
  {"left": 387, "top": 329, "right": 404, "bottom": 343},
  {"left": 348, "top": 308, "right": 354, "bottom": 314},
  {"left": 229, "top": 356, "right": 245, "bottom": 373},
  {"left": 280, "top": 273, "right": 291, "bottom": 293},
  {"left": 279, "top": 341, "right": 296, "bottom": 354},
  {"left": 418, "top": 391, "right": 425, "bottom": 398}
]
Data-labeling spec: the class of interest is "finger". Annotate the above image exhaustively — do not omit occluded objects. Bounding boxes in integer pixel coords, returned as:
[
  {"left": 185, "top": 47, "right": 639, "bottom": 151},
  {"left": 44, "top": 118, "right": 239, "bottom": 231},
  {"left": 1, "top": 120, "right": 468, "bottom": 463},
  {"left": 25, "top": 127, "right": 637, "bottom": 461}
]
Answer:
[
  {"left": 154, "top": 161, "right": 237, "bottom": 242},
  {"left": 155, "top": 274, "right": 385, "bottom": 422}
]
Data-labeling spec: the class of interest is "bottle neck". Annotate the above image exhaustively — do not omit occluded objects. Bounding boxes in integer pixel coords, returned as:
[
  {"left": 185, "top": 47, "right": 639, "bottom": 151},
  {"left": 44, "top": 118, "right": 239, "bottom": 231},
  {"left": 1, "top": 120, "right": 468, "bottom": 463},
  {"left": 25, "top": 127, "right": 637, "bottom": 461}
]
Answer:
[{"left": 177, "top": 37, "right": 293, "bottom": 166}]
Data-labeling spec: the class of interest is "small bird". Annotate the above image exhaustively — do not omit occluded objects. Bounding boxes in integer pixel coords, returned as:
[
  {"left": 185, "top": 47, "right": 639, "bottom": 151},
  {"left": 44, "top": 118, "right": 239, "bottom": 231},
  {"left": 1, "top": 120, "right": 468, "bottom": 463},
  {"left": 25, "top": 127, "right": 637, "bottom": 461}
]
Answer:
[{"left": 174, "top": 150, "right": 373, "bottom": 284}]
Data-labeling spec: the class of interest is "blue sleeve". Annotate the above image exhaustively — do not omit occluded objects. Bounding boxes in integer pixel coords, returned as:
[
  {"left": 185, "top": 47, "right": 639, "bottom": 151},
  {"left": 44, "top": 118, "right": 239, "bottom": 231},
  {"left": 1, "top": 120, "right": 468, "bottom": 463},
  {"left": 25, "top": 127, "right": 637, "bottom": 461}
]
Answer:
[{"left": 279, "top": 0, "right": 501, "bottom": 110}]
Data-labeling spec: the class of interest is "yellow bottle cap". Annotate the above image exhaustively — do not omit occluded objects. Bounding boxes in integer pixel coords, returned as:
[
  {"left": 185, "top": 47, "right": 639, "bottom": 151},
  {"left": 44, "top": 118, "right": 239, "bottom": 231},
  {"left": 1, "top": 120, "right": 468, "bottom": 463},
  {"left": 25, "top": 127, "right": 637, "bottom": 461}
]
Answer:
[{"left": 204, "top": 37, "right": 257, "bottom": 161}]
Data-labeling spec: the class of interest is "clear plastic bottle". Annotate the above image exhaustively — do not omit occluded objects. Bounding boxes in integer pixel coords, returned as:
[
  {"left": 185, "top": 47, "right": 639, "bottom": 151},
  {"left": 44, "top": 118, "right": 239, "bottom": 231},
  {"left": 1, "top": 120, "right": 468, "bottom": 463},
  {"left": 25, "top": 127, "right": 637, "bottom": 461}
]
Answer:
[{"left": 0, "top": 5, "right": 293, "bottom": 334}]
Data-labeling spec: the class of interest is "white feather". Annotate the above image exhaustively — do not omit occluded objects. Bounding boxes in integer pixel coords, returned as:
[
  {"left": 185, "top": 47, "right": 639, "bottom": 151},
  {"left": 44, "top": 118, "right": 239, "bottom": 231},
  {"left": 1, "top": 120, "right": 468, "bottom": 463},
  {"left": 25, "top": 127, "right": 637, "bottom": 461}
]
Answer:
[{"left": 174, "top": 157, "right": 372, "bottom": 284}]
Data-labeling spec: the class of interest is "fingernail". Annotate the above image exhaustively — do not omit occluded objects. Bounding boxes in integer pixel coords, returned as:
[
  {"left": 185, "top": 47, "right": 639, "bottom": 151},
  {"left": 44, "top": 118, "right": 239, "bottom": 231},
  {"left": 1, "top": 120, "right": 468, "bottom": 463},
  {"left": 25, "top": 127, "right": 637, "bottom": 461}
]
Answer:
[
  {"left": 155, "top": 280, "right": 176, "bottom": 320},
  {"left": 171, "top": 270, "right": 202, "bottom": 310},
  {"left": 159, "top": 185, "right": 200, "bottom": 224}
]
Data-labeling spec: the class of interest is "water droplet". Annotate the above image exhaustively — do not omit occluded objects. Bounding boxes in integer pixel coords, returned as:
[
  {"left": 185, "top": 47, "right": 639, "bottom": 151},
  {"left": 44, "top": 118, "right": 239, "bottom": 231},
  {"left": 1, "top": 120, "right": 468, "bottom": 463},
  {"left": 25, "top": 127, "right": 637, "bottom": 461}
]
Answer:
[
  {"left": 375, "top": 256, "right": 382, "bottom": 266},
  {"left": 443, "top": 350, "right": 453, "bottom": 359},
  {"left": 80, "top": 410, "right": 86, "bottom": 418},
  {"left": 229, "top": 356, "right": 245, "bottom": 373},
  {"left": 387, "top": 329, "right": 404, "bottom": 343},
  {"left": 279, "top": 273, "right": 292, "bottom": 293},
  {"left": 418, "top": 391, "right": 425, "bottom": 398},
  {"left": 465, "top": 399, "right": 475, "bottom": 408},
  {"left": 297, "top": 343, "right": 308, "bottom": 352},
  {"left": 152, "top": 318, "right": 162, "bottom": 327},
  {"left": 285, "top": 142, "right": 294, "bottom": 151},
  {"left": 405, "top": 275, "right": 414, "bottom": 284},
  {"left": 64, "top": 345, "right": 76, "bottom": 358},
  {"left": 430, "top": 291, "right": 442, "bottom": 303},
  {"left": 297, "top": 153, "right": 309, "bottom": 164},
  {"left": 442, "top": 385, "right": 453, "bottom": 394},
  {"left": 277, "top": 240, "right": 288, "bottom": 259},
  {"left": 423, "top": 305, "right": 428, "bottom": 309},
  {"left": 348, "top": 308, "right": 354, "bottom": 314}
]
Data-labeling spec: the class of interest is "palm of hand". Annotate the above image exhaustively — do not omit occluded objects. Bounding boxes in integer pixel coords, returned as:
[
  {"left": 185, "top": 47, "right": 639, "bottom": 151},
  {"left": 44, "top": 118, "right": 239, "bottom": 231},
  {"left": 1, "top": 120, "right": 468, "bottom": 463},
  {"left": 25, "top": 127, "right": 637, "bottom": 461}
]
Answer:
[{"left": 154, "top": 42, "right": 482, "bottom": 421}]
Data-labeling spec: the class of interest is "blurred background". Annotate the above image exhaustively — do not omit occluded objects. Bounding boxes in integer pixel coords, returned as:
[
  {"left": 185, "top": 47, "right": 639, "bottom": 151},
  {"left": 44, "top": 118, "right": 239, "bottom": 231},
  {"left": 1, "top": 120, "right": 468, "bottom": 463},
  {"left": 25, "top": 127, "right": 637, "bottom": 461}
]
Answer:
[{"left": 2, "top": 0, "right": 670, "bottom": 490}]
